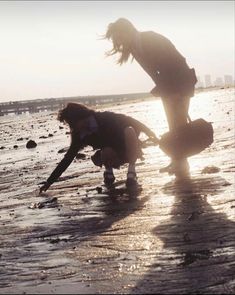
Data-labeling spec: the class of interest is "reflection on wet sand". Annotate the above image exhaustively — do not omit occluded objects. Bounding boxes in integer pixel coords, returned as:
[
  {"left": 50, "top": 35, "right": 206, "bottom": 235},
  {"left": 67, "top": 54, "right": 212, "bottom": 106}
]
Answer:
[
  {"left": 0, "top": 88, "right": 234, "bottom": 294},
  {"left": 132, "top": 176, "right": 235, "bottom": 294}
]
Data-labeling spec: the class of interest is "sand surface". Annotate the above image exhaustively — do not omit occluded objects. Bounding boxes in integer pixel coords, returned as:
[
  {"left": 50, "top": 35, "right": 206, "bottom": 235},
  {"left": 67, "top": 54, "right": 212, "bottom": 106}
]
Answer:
[{"left": 0, "top": 88, "right": 234, "bottom": 294}]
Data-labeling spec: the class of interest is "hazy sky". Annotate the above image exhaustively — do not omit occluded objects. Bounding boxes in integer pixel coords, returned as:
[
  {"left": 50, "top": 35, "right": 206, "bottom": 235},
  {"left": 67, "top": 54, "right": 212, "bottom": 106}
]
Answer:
[{"left": 0, "top": 1, "right": 234, "bottom": 102}]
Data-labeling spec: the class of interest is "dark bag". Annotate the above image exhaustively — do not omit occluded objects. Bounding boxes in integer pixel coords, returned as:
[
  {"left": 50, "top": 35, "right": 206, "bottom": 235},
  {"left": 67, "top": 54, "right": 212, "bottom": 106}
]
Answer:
[{"left": 159, "top": 118, "right": 214, "bottom": 159}]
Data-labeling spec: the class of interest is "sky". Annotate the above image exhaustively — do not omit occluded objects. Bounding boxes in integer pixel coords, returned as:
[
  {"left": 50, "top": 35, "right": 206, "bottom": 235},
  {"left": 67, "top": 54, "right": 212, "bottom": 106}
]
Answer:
[{"left": 0, "top": 1, "right": 234, "bottom": 102}]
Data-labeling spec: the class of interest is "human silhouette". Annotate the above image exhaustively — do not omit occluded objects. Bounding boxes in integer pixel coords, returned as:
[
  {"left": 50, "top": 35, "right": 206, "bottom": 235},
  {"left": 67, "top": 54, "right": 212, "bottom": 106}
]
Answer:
[
  {"left": 104, "top": 18, "right": 197, "bottom": 179},
  {"left": 39, "top": 103, "right": 158, "bottom": 192}
]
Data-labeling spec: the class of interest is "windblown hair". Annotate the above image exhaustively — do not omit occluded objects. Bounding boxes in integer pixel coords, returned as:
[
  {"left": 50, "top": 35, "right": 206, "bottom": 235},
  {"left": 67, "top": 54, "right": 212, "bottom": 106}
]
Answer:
[
  {"left": 104, "top": 18, "right": 137, "bottom": 65},
  {"left": 57, "top": 103, "right": 95, "bottom": 129}
]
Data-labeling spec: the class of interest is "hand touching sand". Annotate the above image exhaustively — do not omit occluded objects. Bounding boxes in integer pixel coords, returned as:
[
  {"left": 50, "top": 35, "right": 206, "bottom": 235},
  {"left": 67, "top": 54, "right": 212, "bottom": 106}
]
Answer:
[{"left": 39, "top": 181, "right": 50, "bottom": 193}]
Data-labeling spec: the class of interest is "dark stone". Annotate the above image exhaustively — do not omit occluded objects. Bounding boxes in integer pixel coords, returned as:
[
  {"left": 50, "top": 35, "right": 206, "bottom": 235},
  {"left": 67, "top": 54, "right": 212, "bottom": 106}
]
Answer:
[
  {"left": 58, "top": 148, "right": 68, "bottom": 153},
  {"left": 13, "top": 145, "right": 18, "bottom": 149},
  {"left": 96, "top": 186, "right": 102, "bottom": 194},
  {"left": 26, "top": 140, "right": 37, "bottom": 149},
  {"left": 201, "top": 165, "right": 220, "bottom": 174}
]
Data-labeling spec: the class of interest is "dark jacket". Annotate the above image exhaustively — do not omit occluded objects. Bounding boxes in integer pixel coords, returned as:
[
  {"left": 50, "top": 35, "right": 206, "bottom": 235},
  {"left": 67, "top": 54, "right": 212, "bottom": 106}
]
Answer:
[
  {"left": 47, "top": 111, "right": 155, "bottom": 185},
  {"left": 132, "top": 31, "right": 197, "bottom": 98}
]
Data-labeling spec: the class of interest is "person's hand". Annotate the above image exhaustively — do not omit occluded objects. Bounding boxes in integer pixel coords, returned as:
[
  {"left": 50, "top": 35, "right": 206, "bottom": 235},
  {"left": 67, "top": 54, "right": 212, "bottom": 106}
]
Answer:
[
  {"left": 149, "top": 133, "right": 159, "bottom": 145},
  {"left": 39, "top": 181, "right": 50, "bottom": 193},
  {"left": 148, "top": 130, "right": 159, "bottom": 140}
]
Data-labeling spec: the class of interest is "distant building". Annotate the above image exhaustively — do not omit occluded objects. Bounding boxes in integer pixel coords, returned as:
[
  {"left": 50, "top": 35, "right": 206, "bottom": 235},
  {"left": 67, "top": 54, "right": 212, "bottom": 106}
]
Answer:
[
  {"left": 214, "top": 77, "right": 223, "bottom": 87},
  {"left": 205, "top": 75, "right": 212, "bottom": 88},
  {"left": 224, "top": 75, "right": 233, "bottom": 86},
  {"left": 196, "top": 76, "right": 204, "bottom": 88}
]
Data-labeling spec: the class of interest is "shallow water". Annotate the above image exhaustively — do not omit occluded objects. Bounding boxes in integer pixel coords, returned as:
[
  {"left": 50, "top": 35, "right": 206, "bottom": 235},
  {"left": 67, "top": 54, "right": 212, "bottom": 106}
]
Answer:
[{"left": 0, "top": 88, "right": 234, "bottom": 294}]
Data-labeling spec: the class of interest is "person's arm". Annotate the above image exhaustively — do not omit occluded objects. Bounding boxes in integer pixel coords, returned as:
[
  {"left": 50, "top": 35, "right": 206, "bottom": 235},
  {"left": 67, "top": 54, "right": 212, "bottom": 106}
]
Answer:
[
  {"left": 40, "top": 133, "right": 83, "bottom": 192},
  {"left": 129, "top": 116, "right": 159, "bottom": 144}
]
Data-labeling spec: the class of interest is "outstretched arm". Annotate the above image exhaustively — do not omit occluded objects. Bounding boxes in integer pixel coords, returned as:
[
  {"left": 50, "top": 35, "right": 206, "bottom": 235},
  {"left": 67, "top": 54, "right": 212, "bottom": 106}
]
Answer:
[
  {"left": 130, "top": 117, "right": 159, "bottom": 144},
  {"left": 40, "top": 134, "right": 83, "bottom": 192}
]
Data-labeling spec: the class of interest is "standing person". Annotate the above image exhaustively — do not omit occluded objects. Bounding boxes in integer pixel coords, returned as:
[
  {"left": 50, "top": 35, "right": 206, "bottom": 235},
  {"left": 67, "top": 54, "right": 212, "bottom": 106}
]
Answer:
[
  {"left": 103, "top": 18, "right": 197, "bottom": 178},
  {"left": 39, "top": 102, "right": 158, "bottom": 192}
]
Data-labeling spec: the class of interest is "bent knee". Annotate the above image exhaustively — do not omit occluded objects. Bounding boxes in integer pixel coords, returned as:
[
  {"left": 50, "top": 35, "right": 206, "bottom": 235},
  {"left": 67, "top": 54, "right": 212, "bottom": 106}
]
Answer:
[{"left": 124, "top": 126, "right": 137, "bottom": 138}]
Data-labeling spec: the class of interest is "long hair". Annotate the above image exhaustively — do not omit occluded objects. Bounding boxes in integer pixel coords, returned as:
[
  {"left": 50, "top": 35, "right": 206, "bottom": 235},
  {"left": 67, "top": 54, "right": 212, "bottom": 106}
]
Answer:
[
  {"left": 57, "top": 103, "right": 95, "bottom": 129},
  {"left": 104, "top": 18, "right": 137, "bottom": 65}
]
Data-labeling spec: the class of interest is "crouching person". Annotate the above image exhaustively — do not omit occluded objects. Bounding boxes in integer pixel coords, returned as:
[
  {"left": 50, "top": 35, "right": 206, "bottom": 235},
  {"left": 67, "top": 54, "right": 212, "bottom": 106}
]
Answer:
[{"left": 39, "top": 102, "right": 158, "bottom": 192}]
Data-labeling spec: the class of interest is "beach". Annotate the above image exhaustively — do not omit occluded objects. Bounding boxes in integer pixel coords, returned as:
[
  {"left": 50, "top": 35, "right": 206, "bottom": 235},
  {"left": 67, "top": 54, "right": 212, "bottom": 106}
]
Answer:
[{"left": 0, "top": 88, "right": 234, "bottom": 294}]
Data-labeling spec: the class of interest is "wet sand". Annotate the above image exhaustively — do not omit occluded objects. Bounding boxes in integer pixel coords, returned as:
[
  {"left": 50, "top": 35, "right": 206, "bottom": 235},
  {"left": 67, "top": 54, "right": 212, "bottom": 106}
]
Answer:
[{"left": 0, "top": 88, "right": 234, "bottom": 294}]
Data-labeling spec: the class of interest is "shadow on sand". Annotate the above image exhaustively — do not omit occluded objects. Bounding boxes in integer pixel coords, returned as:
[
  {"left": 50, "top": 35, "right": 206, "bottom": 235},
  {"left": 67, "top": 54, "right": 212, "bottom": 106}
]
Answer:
[
  {"left": 34, "top": 182, "right": 148, "bottom": 247},
  {"left": 132, "top": 176, "right": 235, "bottom": 294}
]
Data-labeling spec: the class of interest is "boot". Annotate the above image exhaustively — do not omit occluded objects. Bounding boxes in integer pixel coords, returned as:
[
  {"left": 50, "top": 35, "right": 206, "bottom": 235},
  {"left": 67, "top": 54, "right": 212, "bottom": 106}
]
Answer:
[
  {"left": 103, "top": 171, "right": 115, "bottom": 186},
  {"left": 126, "top": 172, "right": 138, "bottom": 188}
]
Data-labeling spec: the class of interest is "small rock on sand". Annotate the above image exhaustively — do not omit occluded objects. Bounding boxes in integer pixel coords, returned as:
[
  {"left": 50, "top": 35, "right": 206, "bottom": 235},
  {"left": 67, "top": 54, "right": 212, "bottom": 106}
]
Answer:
[
  {"left": 26, "top": 140, "right": 37, "bottom": 149},
  {"left": 58, "top": 148, "right": 68, "bottom": 153},
  {"left": 96, "top": 187, "right": 102, "bottom": 194},
  {"left": 201, "top": 166, "right": 220, "bottom": 174}
]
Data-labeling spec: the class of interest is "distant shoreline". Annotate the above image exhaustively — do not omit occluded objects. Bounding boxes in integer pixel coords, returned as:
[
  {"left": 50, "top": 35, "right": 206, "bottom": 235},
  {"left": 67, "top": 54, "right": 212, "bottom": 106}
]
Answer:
[
  {"left": 94, "top": 86, "right": 234, "bottom": 110},
  {"left": 0, "top": 85, "right": 233, "bottom": 105},
  {"left": 0, "top": 86, "right": 233, "bottom": 116}
]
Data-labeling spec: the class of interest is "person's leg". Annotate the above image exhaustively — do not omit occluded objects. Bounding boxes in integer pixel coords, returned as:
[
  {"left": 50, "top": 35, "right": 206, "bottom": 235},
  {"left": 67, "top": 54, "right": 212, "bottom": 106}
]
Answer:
[
  {"left": 124, "top": 126, "right": 139, "bottom": 186},
  {"left": 162, "top": 96, "right": 189, "bottom": 131},
  {"left": 161, "top": 96, "right": 190, "bottom": 178},
  {"left": 100, "top": 127, "right": 139, "bottom": 187},
  {"left": 100, "top": 147, "right": 119, "bottom": 185},
  {"left": 103, "top": 167, "right": 115, "bottom": 186}
]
